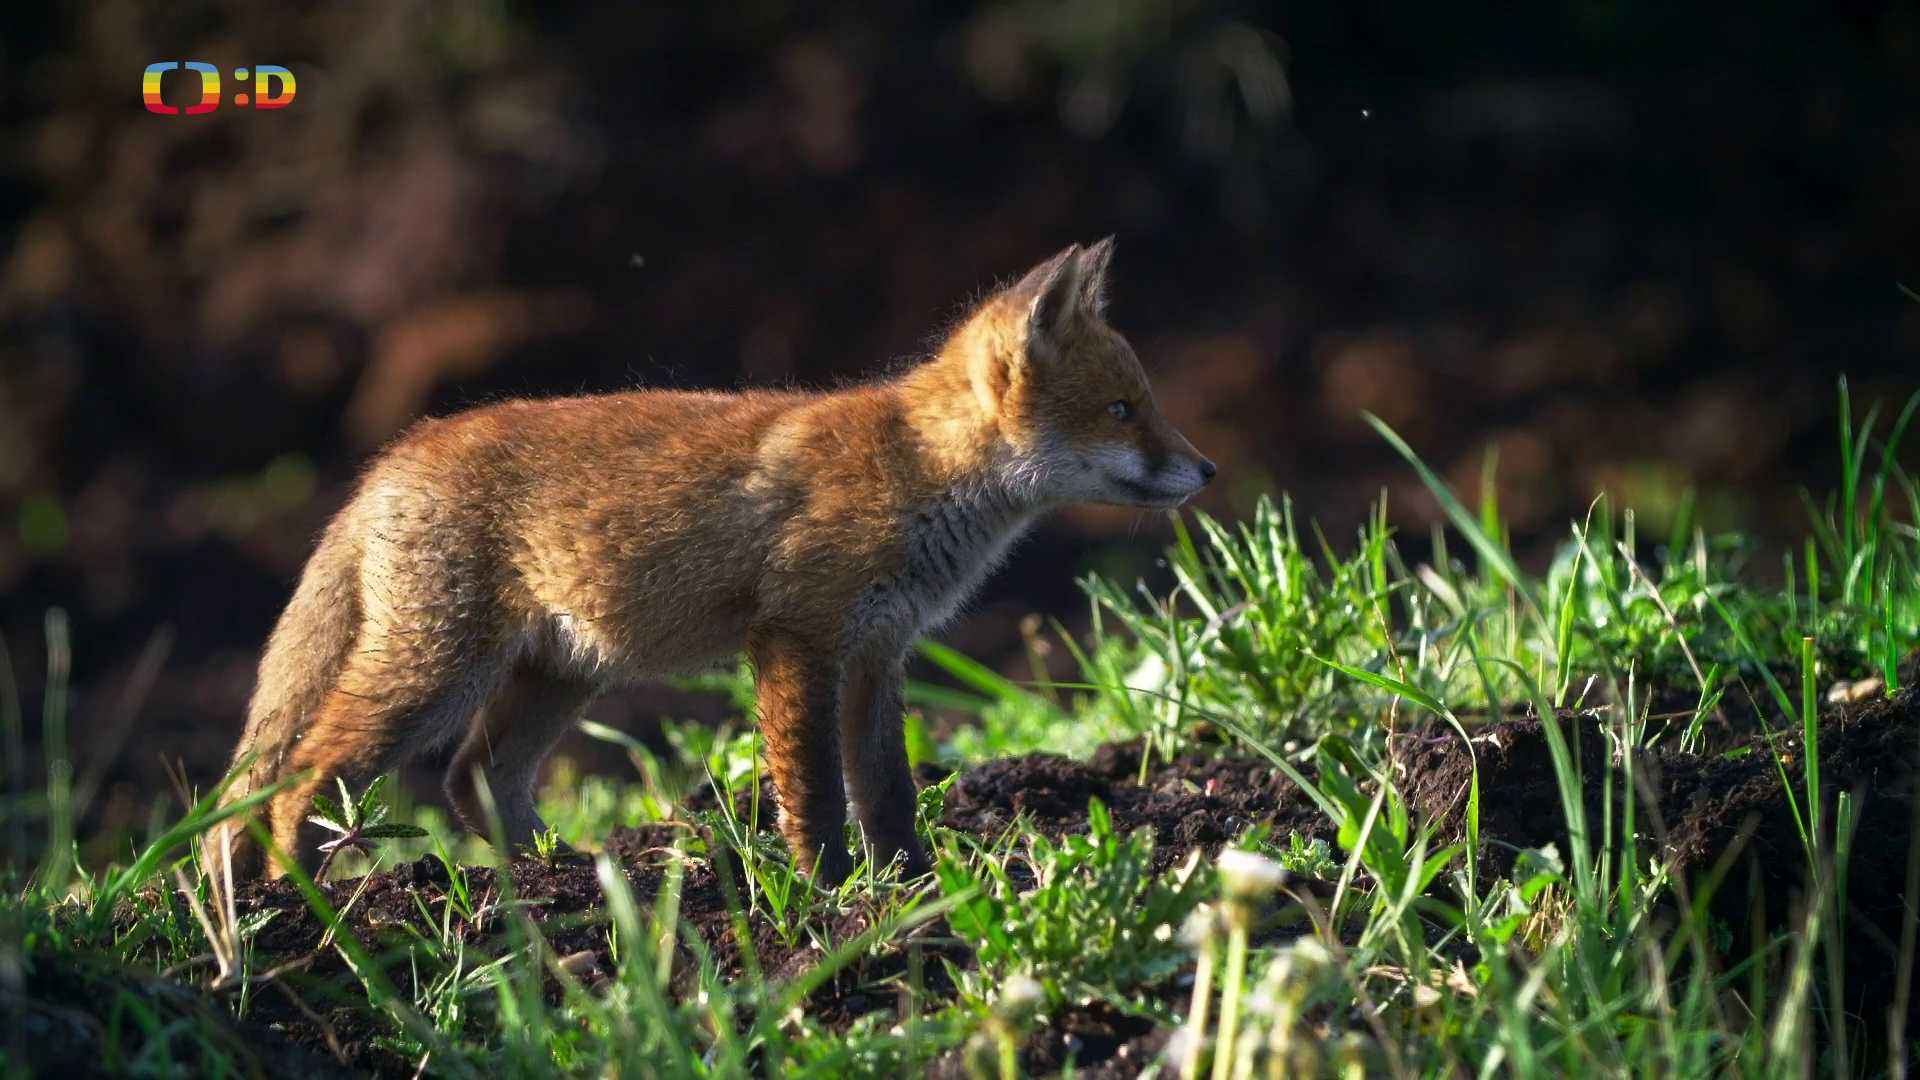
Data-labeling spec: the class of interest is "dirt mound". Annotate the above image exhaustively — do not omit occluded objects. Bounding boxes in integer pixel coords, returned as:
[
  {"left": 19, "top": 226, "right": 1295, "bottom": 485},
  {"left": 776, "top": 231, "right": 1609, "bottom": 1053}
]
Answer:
[
  {"left": 1401, "top": 688, "right": 1920, "bottom": 1039},
  {"left": 1659, "top": 690, "right": 1919, "bottom": 918},
  {"left": 941, "top": 742, "right": 1329, "bottom": 872},
  {"left": 1401, "top": 690, "right": 1920, "bottom": 895},
  {"left": 1395, "top": 714, "right": 1617, "bottom": 879},
  {"left": 207, "top": 749, "right": 1328, "bottom": 1073},
  {"left": 1657, "top": 689, "right": 1920, "bottom": 1041}
]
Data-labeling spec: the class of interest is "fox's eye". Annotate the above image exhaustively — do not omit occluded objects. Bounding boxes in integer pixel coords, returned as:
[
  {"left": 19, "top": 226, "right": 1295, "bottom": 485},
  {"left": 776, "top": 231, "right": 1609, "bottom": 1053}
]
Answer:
[{"left": 1106, "top": 400, "right": 1134, "bottom": 421}]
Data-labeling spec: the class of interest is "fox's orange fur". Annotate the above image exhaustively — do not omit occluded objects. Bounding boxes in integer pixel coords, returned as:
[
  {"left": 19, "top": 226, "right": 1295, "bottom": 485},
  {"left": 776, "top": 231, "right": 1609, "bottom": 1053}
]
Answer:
[{"left": 217, "top": 240, "right": 1214, "bottom": 883}]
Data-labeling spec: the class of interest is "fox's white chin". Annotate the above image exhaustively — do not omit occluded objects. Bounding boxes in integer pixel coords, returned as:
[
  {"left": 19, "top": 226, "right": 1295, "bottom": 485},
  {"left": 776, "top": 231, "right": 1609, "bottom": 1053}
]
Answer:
[
  {"left": 1034, "top": 447, "right": 1210, "bottom": 510},
  {"left": 1104, "top": 479, "right": 1200, "bottom": 510}
]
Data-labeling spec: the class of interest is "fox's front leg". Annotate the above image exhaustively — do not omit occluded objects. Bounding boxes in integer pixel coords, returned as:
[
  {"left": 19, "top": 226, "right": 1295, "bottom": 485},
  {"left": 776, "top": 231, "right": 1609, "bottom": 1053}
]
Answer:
[
  {"left": 749, "top": 630, "right": 853, "bottom": 885},
  {"left": 841, "top": 656, "right": 931, "bottom": 877}
]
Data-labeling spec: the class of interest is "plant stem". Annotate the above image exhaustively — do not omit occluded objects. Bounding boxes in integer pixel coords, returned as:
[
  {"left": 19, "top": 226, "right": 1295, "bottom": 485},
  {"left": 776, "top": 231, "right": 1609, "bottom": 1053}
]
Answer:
[
  {"left": 1212, "top": 910, "right": 1249, "bottom": 1080},
  {"left": 1182, "top": 920, "right": 1217, "bottom": 1080}
]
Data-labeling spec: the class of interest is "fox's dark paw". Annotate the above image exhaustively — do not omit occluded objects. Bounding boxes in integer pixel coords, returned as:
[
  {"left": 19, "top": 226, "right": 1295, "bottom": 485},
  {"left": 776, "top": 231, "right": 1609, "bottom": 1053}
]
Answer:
[
  {"left": 807, "top": 848, "right": 856, "bottom": 889},
  {"left": 865, "top": 842, "right": 932, "bottom": 882},
  {"left": 898, "top": 851, "right": 934, "bottom": 880}
]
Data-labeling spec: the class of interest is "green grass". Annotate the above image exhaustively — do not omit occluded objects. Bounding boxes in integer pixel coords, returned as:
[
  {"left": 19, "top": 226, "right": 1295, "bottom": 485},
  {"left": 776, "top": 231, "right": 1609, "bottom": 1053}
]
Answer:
[{"left": 4, "top": 378, "right": 1918, "bottom": 1077}]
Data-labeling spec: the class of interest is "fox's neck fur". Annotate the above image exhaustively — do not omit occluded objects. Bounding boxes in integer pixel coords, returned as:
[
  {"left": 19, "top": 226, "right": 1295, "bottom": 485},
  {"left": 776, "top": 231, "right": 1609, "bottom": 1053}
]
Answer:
[
  {"left": 891, "top": 296, "right": 1053, "bottom": 509},
  {"left": 832, "top": 302, "right": 1046, "bottom": 638}
]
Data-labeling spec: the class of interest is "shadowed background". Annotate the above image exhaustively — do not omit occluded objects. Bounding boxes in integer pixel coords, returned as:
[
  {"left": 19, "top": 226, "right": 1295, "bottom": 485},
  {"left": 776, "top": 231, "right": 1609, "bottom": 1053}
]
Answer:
[{"left": 2, "top": 1, "right": 1916, "bottom": 851}]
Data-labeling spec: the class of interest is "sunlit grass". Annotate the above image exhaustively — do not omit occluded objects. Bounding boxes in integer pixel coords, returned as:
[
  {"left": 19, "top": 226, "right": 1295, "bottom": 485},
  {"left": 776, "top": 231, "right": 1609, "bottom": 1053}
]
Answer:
[{"left": 3, "top": 379, "right": 1916, "bottom": 1077}]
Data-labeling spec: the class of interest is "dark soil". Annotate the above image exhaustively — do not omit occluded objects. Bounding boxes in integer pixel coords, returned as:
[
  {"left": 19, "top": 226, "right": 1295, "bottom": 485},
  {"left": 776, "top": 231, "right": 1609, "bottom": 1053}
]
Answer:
[
  {"left": 7, "top": 952, "right": 362, "bottom": 1080},
  {"left": 924, "top": 1000, "right": 1173, "bottom": 1080},
  {"left": 200, "top": 747, "right": 1328, "bottom": 1076},
  {"left": 1395, "top": 711, "right": 1620, "bottom": 880},
  {"left": 33, "top": 689, "right": 1920, "bottom": 1077},
  {"left": 1401, "top": 686, "right": 1920, "bottom": 1041},
  {"left": 940, "top": 740, "right": 1332, "bottom": 872}
]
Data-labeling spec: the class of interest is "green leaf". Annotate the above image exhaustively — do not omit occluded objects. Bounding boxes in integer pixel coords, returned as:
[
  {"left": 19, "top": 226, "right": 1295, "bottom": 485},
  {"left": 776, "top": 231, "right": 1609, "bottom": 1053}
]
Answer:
[
  {"left": 1311, "top": 653, "right": 1447, "bottom": 716},
  {"left": 235, "top": 908, "right": 283, "bottom": 938},
  {"left": 306, "top": 813, "right": 347, "bottom": 834},
  {"left": 1087, "top": 796, "right": 1112, "bottom": 838},
  {"left": 1416, "top": 842, "right": 1464, "bottom": 894},
  {"left": 1553, "top": 510, "right": 1590, "bottom": 707},
  {"left": 356, "top": 774, "right": 390, "bottom": 820},
  {"left": 359, "top": 823, "right": 429, "bottom": 840},
  {"left": 335, "top": 777, "right": 359, "bottom": 829},
  {"left": 308, "top": 794, "right": 348, "bottom": 834},
  {"left": 918, "top": 640, "right": 1045, "bottom": 706}
]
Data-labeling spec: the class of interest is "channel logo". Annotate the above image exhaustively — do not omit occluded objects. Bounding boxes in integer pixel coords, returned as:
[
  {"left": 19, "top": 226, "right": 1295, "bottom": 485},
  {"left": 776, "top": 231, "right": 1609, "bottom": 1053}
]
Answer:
[{"left": 143, "top": 62, "right": 296, "bottom": 114}]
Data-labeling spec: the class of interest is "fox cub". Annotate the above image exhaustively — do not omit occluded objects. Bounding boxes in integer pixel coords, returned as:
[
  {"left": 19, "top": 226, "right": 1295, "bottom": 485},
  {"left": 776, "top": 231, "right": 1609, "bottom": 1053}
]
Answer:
[{"left": 217, "top": 240, "right": 1214, "bottom": 884}]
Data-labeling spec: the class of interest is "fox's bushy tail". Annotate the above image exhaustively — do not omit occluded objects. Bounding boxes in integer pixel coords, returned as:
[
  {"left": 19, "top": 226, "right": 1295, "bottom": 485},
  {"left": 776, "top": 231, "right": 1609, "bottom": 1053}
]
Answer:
[{"left": 212, "top": 514, "right": 362, "bottom": 879}]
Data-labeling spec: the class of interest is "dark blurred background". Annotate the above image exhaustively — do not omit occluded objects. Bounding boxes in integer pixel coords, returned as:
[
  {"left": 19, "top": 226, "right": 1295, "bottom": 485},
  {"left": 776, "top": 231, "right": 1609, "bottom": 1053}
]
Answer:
[{"left": 3, "top": 2, "right": 1917, "bottom": 846}]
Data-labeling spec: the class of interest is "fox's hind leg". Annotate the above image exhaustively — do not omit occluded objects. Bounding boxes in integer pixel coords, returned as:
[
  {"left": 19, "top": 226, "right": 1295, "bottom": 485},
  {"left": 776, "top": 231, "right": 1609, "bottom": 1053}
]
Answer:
[
  {"left": 841, "top": 657, "right": 930, "bottom": 877},
  {"left": 445, "top": 664, "right": 597, "bottom": 854},
  {"left": 263, "top": 630, "right": 501, "bottom": 877}
]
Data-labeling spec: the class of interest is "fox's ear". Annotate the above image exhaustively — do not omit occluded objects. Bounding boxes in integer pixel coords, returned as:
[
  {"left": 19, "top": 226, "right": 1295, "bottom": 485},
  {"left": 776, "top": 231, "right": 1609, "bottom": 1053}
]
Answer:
[
  {"left": 1015, "top": 243, "right": 1083, "bottom": 362},
  {"left": 1077, "top": 236, "right": 1115, "bottom": 319}
]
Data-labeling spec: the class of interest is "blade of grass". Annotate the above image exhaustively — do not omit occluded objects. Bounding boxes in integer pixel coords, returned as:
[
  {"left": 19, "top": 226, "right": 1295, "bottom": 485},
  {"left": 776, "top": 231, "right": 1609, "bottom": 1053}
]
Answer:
[{"left": 1365, "top": 414, "right": 1543, "bottom": 625}]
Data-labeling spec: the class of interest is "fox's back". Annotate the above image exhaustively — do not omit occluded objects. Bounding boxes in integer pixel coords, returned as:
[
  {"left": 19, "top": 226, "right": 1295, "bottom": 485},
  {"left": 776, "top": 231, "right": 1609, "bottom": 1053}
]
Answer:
[{"left": 354, "top": 388, "right": 821, "bottom": 678}]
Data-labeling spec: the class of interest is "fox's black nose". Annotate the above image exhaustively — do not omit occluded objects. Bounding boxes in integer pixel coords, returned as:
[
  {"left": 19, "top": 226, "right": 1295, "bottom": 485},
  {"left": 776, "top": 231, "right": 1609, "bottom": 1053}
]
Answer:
[{"left": 1199, "top": 458, "right": 1217, "bottom": 483}]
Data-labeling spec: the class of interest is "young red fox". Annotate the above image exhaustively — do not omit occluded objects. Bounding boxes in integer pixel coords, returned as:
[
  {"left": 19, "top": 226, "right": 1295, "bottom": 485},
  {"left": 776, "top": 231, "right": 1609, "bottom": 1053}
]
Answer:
[{"left": 216, "top": 240, "right": 1214, "bottom": 884}]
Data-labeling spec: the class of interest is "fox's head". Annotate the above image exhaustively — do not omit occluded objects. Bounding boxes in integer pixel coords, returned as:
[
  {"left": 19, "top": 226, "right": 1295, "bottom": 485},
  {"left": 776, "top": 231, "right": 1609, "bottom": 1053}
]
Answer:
[{"left": 969, "top": 240, "right": 1216, "bottom": 509}]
